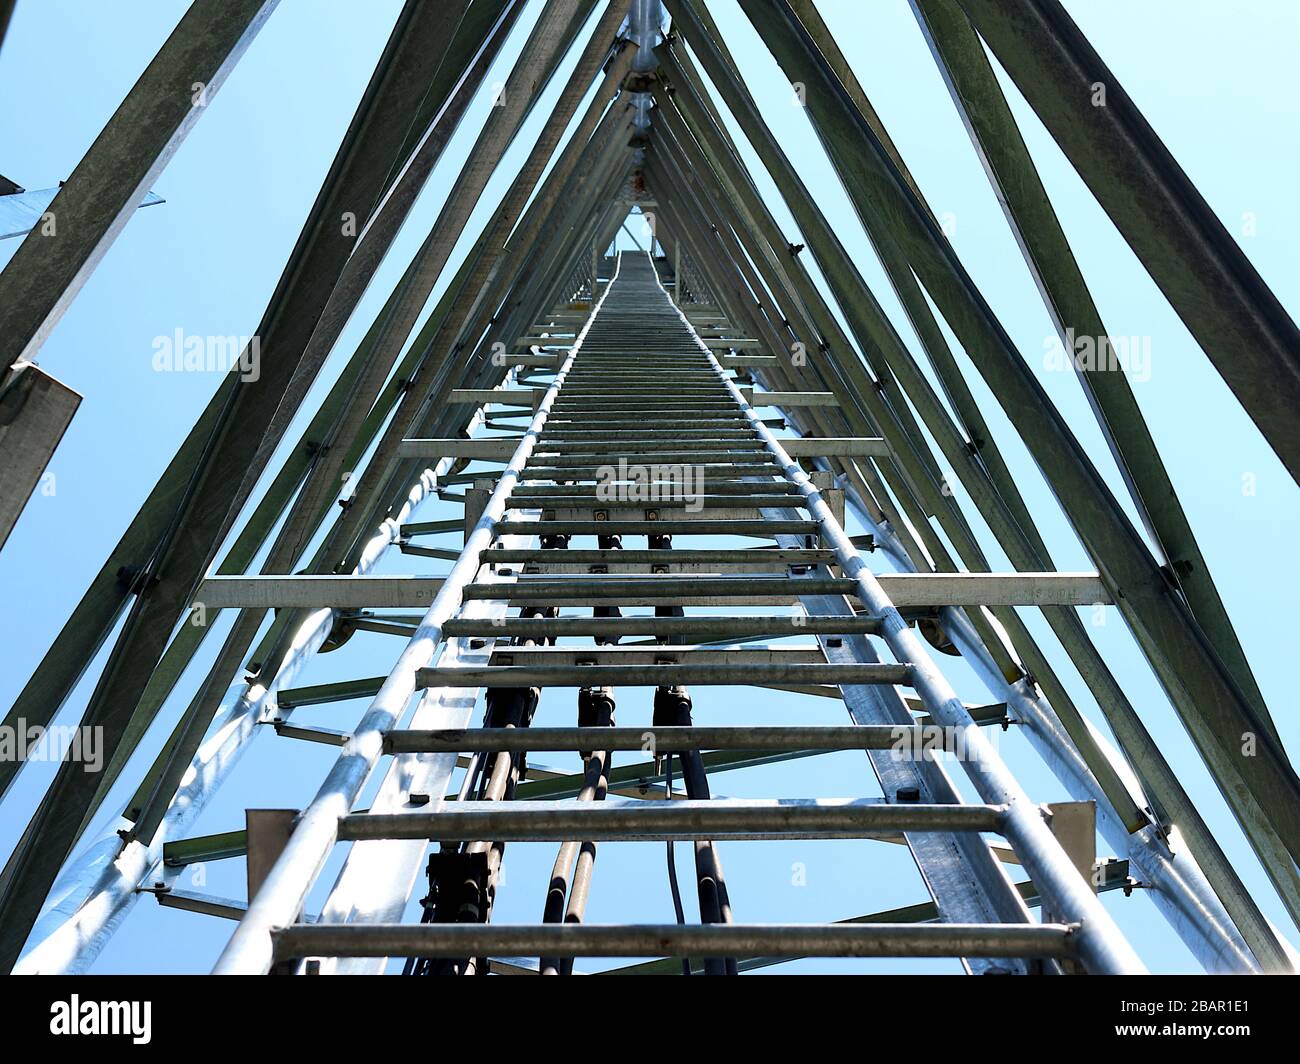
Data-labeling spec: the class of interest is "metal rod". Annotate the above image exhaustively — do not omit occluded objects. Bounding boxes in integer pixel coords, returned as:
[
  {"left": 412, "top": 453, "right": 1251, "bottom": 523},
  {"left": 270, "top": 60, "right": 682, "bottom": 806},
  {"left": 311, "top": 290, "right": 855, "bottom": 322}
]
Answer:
[
  {"left": 339, "top": 799, "right": 1006, "bottom": 841},
  {"left": 385, "top": 724, "right": 946, "bottom": 753},
  {"left": 417, "top": 663, "right": 911, "bottom": 687},
  {"left": 271, "top": 922, "right": 1075, "bottom": 959}
]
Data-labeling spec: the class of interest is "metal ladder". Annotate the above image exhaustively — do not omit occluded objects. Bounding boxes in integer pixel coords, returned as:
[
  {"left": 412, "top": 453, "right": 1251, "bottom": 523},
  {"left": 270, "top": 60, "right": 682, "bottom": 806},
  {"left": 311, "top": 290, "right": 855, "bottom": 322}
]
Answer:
[{"left": 212, "top": 251, "right": 1144, "bottom": 975}]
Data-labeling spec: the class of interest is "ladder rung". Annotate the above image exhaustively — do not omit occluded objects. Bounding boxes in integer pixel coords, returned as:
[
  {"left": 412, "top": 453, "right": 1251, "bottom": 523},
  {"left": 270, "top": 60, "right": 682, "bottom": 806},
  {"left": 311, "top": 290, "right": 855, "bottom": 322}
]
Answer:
[
  {"left": 550, "top": 401, "right": 737, "bottom": 411},
  {"left": 527, "top": 509, "right": 777, "bottom": 524},
  {"left": 534, "top": 440, "right": 767, "bottom": 452},
  {"left": 559, "top": 377, "right": 725, "bottom": 385},
  {"left": 544, "top": 418, "right": 766, "bottom": 429},
  {"left": 507, "top": 561, "right": 819, "bottom": 575},
  {"left": 485, "top": 646, "right": 828, "bottom": 667},
  {"left": 512, "top": 503, "right": 805, "bottom": 520},
  {"left": 492, "top": 548, "right": 835, "bottom": 575},
  {"left": 489, "top": 549, "right": 831, "bottom": 564},
  {"left": 520, "top": 463, "right": 781, "bottom": 479},
  {"left": 507, "top": 495, "right": 803, "bottom": 509},
  {"left": 508, "top": 482, "right": 790, "bottom": 496},
  {"left": 271, "top": 922, "right": 1073, "bottom": 961},
  {"left": 415, "top": 662, "right": 911, "bottom": 688},
  {"left": 539, "top": 428, "right": 756, "bottom": 438},
  {"left": 558, "top": 382, "right": 727, "bottom": 391},
  {"left": 337, "top": 797, "right": 1000, "bottom": 841},
  {"left": 493, "top": 519, "right": 818, "bottom": 537},
  {"left": 440, "top": 615, "right": 883, "bottom": 638},
  {"left": 462, "top": 576, "right": 855, "bottom": 600},
  {"left": 383, "top": 724, "right": 945, "bottom": 753},
  {"left": 525, "top": 451, "right": 780, "bottom": 464}
]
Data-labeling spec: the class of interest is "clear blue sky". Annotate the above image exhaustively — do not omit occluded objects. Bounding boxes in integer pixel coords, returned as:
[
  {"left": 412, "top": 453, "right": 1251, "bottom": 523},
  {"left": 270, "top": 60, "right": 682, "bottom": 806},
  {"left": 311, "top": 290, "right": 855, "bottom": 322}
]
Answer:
[{"left": 1, "top": 1, "right": 1297, "bottom": 974}]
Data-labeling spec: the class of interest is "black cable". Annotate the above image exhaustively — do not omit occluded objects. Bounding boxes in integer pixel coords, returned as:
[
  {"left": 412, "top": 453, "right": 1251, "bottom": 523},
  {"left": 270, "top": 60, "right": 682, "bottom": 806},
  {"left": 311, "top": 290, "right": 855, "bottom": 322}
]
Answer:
[{"left": 664, "top": 752, "right": 691, "bottom": 976}]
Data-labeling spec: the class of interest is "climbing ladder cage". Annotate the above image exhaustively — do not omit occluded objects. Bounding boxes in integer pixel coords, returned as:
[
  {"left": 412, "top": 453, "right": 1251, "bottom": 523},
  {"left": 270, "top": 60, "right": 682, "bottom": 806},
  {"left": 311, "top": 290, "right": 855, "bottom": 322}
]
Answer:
[{"left": 1, "top": 0, "right": 1297, "bottom": 976}]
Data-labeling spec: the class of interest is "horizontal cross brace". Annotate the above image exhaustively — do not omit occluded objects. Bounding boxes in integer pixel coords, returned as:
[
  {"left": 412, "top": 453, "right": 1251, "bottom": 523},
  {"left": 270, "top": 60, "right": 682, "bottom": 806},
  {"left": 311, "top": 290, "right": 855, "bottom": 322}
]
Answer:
[
  {"left": 783, "top": 437, "right": 889, "bottom": 457},
  {"left": 400, "top": 518, "right": 464, "bottom": 535},
  {"left": 194, "top": 572, "right": 1108, "bottom": 608},
  {"left": 504, "top": 354, "right": 560, "bottom": 366},
  {"left": 720, "top": 354, "right": 777, "bottom": 366},
  {"left": 154, "top": 889, "right": 248, "bottom": 922},
  {"left": 448, "top": 388, "right": 541, "bottom": 407},
  {"left": 700, "top": 337, "right": 761, "bottom": 348},
  {"left": 195, "top": 575, "right": 445, "bottom": 609},
  {"left": 275, "top": 677, "right": 386, "bottom": 708},
  {"left": 741, "top": 389, "right": 838, "bottom": 407},
  {"left": 398, "top": 438, "right": 519, "bottom": 460}
]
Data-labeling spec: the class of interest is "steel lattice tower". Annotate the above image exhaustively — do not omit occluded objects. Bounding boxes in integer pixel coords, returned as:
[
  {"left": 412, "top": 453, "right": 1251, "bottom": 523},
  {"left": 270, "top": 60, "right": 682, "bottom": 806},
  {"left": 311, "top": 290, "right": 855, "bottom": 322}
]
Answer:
[{"left": 1, "top": 0, "right": 1298, "bottom": 976}]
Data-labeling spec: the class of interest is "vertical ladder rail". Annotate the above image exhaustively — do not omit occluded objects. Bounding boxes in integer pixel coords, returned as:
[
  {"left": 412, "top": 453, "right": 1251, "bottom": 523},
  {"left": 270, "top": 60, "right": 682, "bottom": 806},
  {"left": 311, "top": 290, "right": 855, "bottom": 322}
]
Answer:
[
  {"left": 677, "top": 282, "right": 1145, "bottom": 975},
  {"left": 211, "top": 263, "right": 622, "bottom": 975},
  {"left": 310, "top": 569, "right": 527, "bottom": 975},
  {"left": 12, "top": 433, "right": 487, "bottom": 974}
]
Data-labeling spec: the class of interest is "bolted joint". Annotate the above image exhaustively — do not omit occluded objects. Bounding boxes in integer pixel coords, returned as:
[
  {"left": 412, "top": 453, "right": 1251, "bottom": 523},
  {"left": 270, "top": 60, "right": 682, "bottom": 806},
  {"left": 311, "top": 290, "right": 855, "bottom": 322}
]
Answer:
[
  {"left": 652, "top": 684, "right": 693, "bottom": 727},
  {"left": 420, "top": 851, "right": 490, "bottom": 927},
  {"left": 116, "top": 563, "right": 160, "bottom": 595},
  {"left": 623, "top": 71, "right": 657, "bottom": 93},
  {"left": 593, "top": 604, "right": 623, "bottom": 646},
  {"left": 577, "top": 685, "right": 617, "bottom": 758}
]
